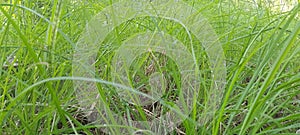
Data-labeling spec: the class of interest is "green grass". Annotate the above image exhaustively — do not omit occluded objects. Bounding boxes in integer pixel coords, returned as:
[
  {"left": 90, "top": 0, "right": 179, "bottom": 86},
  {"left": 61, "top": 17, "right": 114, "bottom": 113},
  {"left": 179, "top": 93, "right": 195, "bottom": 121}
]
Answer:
[{"left": 0, "top": 0, "right": 300, "bottom": 134}]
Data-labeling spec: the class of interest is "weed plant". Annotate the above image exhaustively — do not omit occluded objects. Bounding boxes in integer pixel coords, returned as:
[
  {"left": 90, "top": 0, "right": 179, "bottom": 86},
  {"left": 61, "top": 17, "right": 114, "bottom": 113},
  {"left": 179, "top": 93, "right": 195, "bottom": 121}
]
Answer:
[{"left": 0, "top": 0, "right": 299, "bottom": 134}]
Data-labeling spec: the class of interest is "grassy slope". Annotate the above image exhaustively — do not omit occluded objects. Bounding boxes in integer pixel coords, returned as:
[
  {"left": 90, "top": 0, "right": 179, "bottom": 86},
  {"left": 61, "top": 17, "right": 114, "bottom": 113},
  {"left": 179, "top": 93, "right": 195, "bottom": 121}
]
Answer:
[{"left": 0, "top": 0, "right": 299, "bottom": 134}]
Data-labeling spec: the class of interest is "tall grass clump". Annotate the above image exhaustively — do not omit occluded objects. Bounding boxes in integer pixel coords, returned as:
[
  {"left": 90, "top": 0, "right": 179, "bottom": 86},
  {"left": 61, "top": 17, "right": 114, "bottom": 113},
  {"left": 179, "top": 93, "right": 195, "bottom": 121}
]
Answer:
[{"left": 0, "top": 0, "right": 299, "bottom": 134}]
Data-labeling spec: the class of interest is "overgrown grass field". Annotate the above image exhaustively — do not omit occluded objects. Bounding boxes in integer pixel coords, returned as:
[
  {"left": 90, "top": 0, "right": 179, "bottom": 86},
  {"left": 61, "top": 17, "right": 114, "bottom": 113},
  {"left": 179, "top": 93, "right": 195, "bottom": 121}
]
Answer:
[{"left": 0, "top": 0, "right": 300, "bottom": 134}]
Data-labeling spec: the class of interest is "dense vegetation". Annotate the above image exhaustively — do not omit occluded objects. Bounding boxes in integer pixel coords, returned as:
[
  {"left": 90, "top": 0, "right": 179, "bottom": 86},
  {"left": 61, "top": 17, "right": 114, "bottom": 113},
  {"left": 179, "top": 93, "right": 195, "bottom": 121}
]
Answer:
[{"left": 0, "top": 0, "right": 299, "bottom": 134}]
